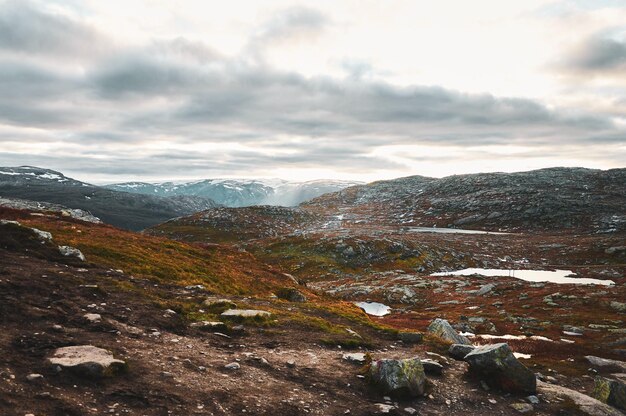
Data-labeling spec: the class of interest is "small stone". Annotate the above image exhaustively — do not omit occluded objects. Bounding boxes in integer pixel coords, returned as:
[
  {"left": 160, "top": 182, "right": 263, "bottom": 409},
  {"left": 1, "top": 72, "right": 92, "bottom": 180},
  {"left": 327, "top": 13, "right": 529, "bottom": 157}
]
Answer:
[
  {"left": 26, "top": 373, "right": 44, "bottom": 382},
  {"left": 286, "top": 360, "right": 296, "bottom": 368},
  {"left": 526, "top": 395, "right": 540, "bottom": 404},
  {"left": 421, "top": 359, "right": 443, "bottom": 375},
  {"left": 224, "top": 362, "right": 240, "bottom": 370},
  {"left": 342, "top": 353, "right": 367, "bottom": 365},
  {"left": 83, "top": 313, "right": 102, "bottom": 323},
  {"left": 58, "top": 245, "right": 86, "bottom": 261}
]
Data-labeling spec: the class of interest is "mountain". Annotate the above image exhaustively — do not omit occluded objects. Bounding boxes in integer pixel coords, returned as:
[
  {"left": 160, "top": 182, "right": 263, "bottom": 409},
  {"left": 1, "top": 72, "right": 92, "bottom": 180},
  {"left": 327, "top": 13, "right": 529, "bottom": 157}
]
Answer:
[
  {"left": 303, "top": 167, "right": 626, "bottom": 233},
  {"left": 107, "top": 178, "right": 361, "bottom": 207},
  {"left": 0, "top": 166, "right": 219, "bottom": 230}
]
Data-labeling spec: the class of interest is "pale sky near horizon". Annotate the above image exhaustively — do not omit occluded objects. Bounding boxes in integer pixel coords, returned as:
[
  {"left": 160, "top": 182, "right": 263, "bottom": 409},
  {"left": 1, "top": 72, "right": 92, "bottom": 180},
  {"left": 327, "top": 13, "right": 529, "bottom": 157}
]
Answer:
[{"left": 0, "top": 0, "right": 625, "bottom": 183}]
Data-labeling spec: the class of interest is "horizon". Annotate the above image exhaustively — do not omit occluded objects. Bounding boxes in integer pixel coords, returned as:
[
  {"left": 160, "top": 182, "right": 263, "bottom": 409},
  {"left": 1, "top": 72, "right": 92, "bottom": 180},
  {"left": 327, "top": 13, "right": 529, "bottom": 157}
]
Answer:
[
  {"left": 2, "top": 163, "right": 621, "bottom": 186},
  {"left": 0, "top": 1, "right": 625, "bottom": 182}
]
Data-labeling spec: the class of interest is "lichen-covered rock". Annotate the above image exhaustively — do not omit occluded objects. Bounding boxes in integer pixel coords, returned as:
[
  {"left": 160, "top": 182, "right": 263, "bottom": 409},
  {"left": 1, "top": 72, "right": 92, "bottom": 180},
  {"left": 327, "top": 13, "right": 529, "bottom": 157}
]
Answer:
[
  {"left": 611, "top": 302, "right": 626, "bottom": 313},
  {"left": 593, "top": 375, "right": 626, "bottom": 411},
  {"left": 449, "top": 344, "right": 476, "bottom": 360},
  {"left": 47, "top": 345, "right": 126, "bottom": 378},
  {"left": 427, "top": 318, "right": 471, "bottom": 345},
  {"left": 464, "top": 343, "right": 536, "bottom": 394},
  {"left": 203, "top": 298, "right": 237, "bottom": 311},
  {"left": 369, "top": 357, "right": 426, "bottom": 397},
  {"left": 58, "top": 245, "right": 86, "bottom": 261}
]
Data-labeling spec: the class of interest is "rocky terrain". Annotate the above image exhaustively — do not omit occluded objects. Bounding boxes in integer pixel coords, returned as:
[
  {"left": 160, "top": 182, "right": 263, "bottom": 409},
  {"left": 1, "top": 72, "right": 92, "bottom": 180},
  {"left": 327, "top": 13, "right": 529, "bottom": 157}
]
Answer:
[
  {"left": 2, "top": 166, "right": 626, "bottom": 415},
  {"left": 0, "top": 167, "right": 220, "bottom": 230},
  {"left": 107, "top": 179, "right": 361, "bottom": 207},
  {"left": 303, "top": 167, "right": 626, "bottom": 234}
]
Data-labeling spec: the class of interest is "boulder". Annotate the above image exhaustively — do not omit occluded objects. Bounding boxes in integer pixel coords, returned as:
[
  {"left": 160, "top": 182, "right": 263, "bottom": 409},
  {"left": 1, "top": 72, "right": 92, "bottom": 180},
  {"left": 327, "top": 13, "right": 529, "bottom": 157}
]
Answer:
[
  {"left": 464, "top": 343, "right": 536, "bottom": 394},
  {"left": 449, "top": 344, "right": 476, "bottom": 360},
  {"left": 611, "top": 302, "right": 626, "bottom": 313},
  {"left": 221, "top": 309, "right": 271, "bottom": 320},
  {"left": 585, "top": 356, "right": 626, "bottom": 373},
  {"left": 593, "top": 375, "right": 626, "bottom": 411},
  {"left": 538, "top": 380, "right": 624, "bottom": 416},
  {"left": 427, "top": 318, "right": 471, "bottom": 345},
  {"left": 369, "top": 357, "right": 426, "bottom": 397},
  {"left": 398, "top": 332, "right": 423, "bottom": 344},
  {"left": 47, "top": 345, "right": 126, "bottom": 378},
  {"left": 58, "top": 245, "right": 86, "bottom": 261},
  {"left": 421, "top": 358, "right": 443, "bottom": 375},
  {"left": 275, "top": 287, "right": 307, "bottom": 302}
]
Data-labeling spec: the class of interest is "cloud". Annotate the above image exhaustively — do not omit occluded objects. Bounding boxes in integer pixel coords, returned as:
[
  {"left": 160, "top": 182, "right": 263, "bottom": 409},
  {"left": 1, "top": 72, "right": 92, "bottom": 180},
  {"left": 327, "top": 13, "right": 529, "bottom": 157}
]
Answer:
[
  {"left": 559, "top": 33, "right": 626, "bottom": 78},
  {"left": 0, "top": 0, "right": 624, "bottom": 181},
  {"left": 0, "top": 0, "right": 108, "bottom": 59}
]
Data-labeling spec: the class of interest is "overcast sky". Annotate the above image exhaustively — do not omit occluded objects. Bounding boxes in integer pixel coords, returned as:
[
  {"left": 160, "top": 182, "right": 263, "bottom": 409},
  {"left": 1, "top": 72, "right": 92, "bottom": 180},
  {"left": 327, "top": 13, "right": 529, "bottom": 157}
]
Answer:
[{"left": 0, "top": 0, "right": 625, "bottom": 183}]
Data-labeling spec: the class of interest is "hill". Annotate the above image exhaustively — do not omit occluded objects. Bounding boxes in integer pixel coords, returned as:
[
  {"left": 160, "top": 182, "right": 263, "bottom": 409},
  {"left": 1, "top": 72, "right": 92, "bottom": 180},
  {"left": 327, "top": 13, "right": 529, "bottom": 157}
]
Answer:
[{"left": 0, "top": 166, "right": 219, "bottom": 230}]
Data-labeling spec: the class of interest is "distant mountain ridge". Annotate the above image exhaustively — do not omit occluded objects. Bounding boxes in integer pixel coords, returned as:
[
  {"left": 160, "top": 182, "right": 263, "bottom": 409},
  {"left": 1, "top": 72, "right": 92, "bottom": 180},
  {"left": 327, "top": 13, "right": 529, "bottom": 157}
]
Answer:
[
  {"left": 0, "top": 166, "right": 219, "bottom": 230},
  {"left": 303, "top": 167, "right": 626, "bottom": 233},
  {"left": 107, "top": 178, "right": 362, "bottom": 207}
]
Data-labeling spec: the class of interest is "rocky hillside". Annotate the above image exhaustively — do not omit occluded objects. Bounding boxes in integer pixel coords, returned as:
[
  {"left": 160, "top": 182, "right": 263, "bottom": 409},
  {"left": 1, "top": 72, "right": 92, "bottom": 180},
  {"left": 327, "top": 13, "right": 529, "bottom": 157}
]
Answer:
[
  {"left": 0, "top": 166, "right": 219, "bottom": 230},
  {"left": 107, "top": 178, "right": 361, "bottom": 207},
  {"left": 303, "top": 167, "right": 626, "bottom": 233},
  {"left": 2, "top": 206, "right": 626, "bottom": 415}
]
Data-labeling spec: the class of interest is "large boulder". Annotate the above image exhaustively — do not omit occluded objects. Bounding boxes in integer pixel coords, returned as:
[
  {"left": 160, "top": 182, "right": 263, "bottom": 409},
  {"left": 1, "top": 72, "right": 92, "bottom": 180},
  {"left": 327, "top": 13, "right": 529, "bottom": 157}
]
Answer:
[
  {"left": 47, "top": 345, "right": 126, "bottom": 378},
  {"left": 464, "top": 343, "right": 536, "bottom": 394},
  {"left": 427, "top": 318, "right": 471, "bottom": 345},
  {"left": 593, "top": 375, "right": 626, "bottom": 411},
  {"left": 275, "top": 287, "right": 307, "bottom": 302},
  {"left": 449, "top": 344, "right": 476, "bottom": 360},
  {"left": 58, "top": 245, "right": 86, "bottom": 261},
  {"left": 369, "top": 357, "right": 426, "bottom": 397}
]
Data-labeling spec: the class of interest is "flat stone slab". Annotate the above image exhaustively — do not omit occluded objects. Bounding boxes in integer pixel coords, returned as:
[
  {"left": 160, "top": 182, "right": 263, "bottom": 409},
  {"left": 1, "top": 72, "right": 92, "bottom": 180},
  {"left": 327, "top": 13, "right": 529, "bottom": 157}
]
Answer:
[
  {"left": 220, "top": 309, "right": 271, "bottom": 319},
  {"left": 342, "top": 353, "right": 367, "bottom": 364},
  {"left": 47, "top": 345, "right": 126, "bottom": 378}
]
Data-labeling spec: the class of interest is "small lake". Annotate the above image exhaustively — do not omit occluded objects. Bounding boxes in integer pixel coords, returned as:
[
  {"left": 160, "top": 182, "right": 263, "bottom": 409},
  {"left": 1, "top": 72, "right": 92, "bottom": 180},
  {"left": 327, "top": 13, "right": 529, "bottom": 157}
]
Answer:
[
  {"left": 355, "top": 301, "right": 391, "bottom": 316},
  {"left": 432, "top": 268, "right": 614, "bottom": 286},
  {"left": 407, "top": 227, "right": 509, "bottom": 235}
]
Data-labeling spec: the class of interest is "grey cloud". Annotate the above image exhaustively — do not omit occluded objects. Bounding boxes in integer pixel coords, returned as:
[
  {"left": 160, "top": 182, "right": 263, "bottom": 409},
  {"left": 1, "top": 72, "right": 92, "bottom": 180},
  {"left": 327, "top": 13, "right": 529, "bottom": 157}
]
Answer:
[
  {"left": 559, "top": 33, "right": 626, "bottom": 79},
  {"left": 254, "top": 6, "right": 329, "bottom": 45},
  {"left": 0, "top": 0, "right": 107, "bottom": 59}
]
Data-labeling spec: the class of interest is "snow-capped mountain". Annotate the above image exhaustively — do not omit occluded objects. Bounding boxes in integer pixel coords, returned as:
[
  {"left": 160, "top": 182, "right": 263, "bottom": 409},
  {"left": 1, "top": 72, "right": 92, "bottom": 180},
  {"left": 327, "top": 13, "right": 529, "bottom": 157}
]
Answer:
[
  {"left": 107, "top": 179, "right": 362, "bottom": 207},
  {"left": 0, "top": 166, "right": 219, "bottom": 230}
]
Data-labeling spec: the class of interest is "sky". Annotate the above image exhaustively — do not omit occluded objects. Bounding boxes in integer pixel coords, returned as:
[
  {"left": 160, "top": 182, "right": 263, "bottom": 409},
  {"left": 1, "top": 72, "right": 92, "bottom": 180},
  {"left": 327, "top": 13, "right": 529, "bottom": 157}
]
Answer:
[{"left": 0, "top": 0, "right": 625, "bottom": 183}]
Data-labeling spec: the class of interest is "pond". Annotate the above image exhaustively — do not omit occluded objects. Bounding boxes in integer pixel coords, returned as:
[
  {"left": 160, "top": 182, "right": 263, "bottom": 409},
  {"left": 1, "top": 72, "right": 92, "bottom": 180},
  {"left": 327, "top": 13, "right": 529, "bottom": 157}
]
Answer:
[
  {"left": 355, "top": 301, "right": 391, "bottom": 316},
  {"left": 407, "top": 227, "right": 509, "bottom": 235},
  {"left": 431, "top": 268, "right": 614, "bottom": 286}
]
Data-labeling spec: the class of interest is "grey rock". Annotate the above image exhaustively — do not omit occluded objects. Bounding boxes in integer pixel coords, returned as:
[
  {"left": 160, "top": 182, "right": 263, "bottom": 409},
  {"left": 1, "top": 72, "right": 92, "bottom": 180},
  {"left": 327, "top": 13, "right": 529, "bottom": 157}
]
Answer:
[
  {"left": 476, "top": 284, "right": 496, "bottom": 296},
  {"left": 224, "top": 362, "right": 240, "bottom": 370},
  {"left": 369, "top": 357, "right": 426, "bottom": 397},
  {"left": 449, "top": 344, "right": 476, "bottom": 360},
  {"left": 276, "top": 287, "right": 307, "bottom": 302},
  {"left": 220, "top": 309, "right": 271, "bottom": 319},
  {"left": 342, "top": 353, "right": 367, "bottom": 365},
  {"left": 421, "top": 358, "right": 443, "bottom": 375},
  {"left": 83, "top": 313, "right": 101, "bottom": 323},
  {"left": 611, "top": 302, "right": 626, "bottom": 313},
  {"left": 427, "top": 318, "right": 471, "bottom": 345},
  {"left": 47, "top": 346, "right": 126, "bottom": 378},
  {"left": 585, "top": 356, "right": 626, "bottom": 373},
  {"left": 58, "top": 245, "right": 86, "bottom": 261},
  {"left": 189, "top": 321, "right": 228, "bottom": 332},
  {"left": 526, "top": 395, "right": 540, "bottom": 404},
  {"left": 464, "top": 343, "right": 536, "bottom": 394},
  {"left": 26, "top": 373, "right": 44, "bottom": 382},
  {"left": 398, "top": 332, "right": 423, "bottom": 344}
]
